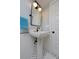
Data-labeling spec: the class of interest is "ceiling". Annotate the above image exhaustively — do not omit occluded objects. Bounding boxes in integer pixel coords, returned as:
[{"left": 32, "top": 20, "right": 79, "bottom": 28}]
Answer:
[
  {"left": 36, "top": 0, "right": 54, "bottom": 8},
  {"left": 30, "top": 0, "right": 58, "bottom": 8}
]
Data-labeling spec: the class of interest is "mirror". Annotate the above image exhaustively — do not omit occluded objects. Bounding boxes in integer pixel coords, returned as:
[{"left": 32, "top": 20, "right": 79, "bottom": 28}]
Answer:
[{"left": 30, "top": 1, "right": 42, "bottom": 27}]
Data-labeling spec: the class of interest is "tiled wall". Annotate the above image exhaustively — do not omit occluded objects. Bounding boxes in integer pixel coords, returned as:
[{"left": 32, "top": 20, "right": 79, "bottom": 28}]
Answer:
[
  {"left": 42, "top": 0, "right": 59, "bottom": 57},
  {"left": 20, "top": 0, "right": 34, "bottom": 59},
  {"left": 20, "top": 34, "right": 34, "bottom": 59}
]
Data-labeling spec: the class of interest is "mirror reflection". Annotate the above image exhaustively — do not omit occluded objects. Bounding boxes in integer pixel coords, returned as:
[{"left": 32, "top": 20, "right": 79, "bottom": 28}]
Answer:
[{"left": 30, "top": 1, "right": 42, "bottom": 26}]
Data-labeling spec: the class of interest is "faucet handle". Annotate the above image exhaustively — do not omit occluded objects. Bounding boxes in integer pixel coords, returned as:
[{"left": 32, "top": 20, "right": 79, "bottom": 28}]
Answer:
[{"left": 52, "top": 31, "right": 55, "bottom": 34}]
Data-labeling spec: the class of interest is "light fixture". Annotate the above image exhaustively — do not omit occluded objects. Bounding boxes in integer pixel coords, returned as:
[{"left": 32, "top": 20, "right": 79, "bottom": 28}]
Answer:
[
  {"left": 33, "top": 2, "right": 38, "bottom": 7},
  {"left": 38, "top": 7, "right": 42, "bottom": 12}
]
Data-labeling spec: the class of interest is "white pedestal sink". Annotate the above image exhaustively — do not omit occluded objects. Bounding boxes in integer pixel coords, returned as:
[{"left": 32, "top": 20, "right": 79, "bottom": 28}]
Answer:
[
  {"left": 29, "top": 30, "right": 49, "bottom": 38},
  {"left": 29, "top": 30, "right": 49, "bottom": 59}
]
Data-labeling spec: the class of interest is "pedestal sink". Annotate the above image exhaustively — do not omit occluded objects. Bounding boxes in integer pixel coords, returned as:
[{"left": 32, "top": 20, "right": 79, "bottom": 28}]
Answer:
[
  {"left": 29, "top": 30, "right": 49, "bottom": 59},
  {"left": 29, "top": 30, "right": 49, "bottom": 38}
]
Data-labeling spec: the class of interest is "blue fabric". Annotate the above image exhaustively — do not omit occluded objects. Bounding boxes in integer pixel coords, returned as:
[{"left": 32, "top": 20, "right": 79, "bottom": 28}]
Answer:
[{"left": 20, "top": 16, "right": 28, "bottom": 32}]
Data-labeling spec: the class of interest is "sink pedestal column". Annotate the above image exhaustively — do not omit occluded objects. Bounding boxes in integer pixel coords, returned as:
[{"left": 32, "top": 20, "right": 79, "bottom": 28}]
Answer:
[{"left": 37, "top": 39, "right": 43, "bottom": 59}]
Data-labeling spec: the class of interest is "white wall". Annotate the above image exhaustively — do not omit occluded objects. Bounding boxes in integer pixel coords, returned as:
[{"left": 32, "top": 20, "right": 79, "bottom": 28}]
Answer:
[
  {"left": 20, "top": 0, "right": 31, "bottom": 17},
  {"left": 42, "top": 0, "right": 59, "bottom": 57},
  {"left": 20, "top": 34, "right": 34, "bottom": 59},
  {"left": 20, "top": 0, "right": 34, "bottom": 59}
]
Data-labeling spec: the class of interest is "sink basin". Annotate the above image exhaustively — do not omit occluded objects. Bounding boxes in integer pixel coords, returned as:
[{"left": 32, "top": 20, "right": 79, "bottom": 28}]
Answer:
[{"left": 29, "top": 30, "right": 49, "bottom": 38}]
